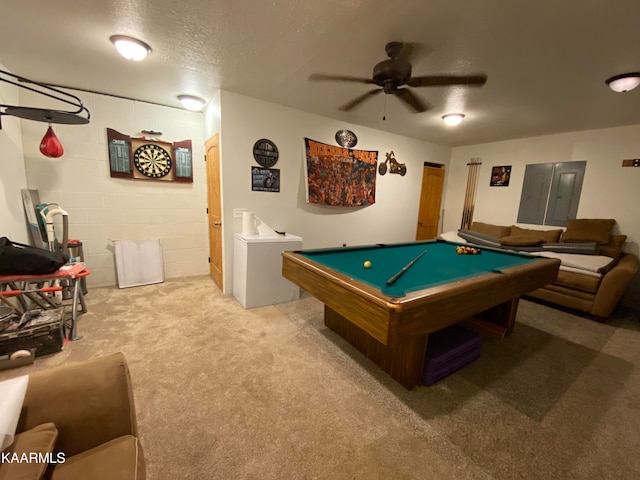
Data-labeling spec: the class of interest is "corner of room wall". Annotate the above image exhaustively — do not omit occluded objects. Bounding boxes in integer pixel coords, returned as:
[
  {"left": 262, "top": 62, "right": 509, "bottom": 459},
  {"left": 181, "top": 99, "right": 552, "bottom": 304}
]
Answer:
[
  {"left": 204, "top": 91, "right": 222, "bottom": 138},
  {"left": 0, "top": 66, "right": 29, "bottom": 243}
]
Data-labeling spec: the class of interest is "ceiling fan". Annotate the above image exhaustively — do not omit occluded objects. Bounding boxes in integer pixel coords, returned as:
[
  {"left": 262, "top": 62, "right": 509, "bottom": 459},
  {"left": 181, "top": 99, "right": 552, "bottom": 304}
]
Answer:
[{"left": 309, "top": 41, "right": 487, "bottom": 113}]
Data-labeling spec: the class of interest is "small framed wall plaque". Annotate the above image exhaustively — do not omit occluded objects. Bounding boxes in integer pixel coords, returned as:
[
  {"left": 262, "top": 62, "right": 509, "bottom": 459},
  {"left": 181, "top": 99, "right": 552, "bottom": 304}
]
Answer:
[
  {"left": 490, "top": 165, "right": 511, "bottom": 187},
  {"left": 251, "top": 166, "right": 280, "bottom": 192}
]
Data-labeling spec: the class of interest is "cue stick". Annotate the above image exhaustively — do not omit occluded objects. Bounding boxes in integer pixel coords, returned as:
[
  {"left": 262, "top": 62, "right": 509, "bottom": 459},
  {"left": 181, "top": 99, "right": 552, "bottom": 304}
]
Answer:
[
  {"left": 462, "top": 158, "right": 476, "bottom": 229},
  {"left": 468, "top": 158, "right": 478, "bottom": 226},
  {"left": 469, "top": 158, "right": 481, "bottom": 225},
  {"left": 385, "top": 250, "right": 428, "bottom": 287},
  {"left": 461, "top": 160, "right": 473, "bottom": 229},
  {"left": 461, "top": 158, "right": 482, "bottom": 229},
  {"left": 466, "top": 160, "right": 477, "bottom": 228}
]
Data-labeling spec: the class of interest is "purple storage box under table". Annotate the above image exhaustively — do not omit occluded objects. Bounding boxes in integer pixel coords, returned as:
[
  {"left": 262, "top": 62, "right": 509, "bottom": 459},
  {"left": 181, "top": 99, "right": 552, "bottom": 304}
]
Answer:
[{"left": 422, "top": 324, "right": 482, "bottom": 386}]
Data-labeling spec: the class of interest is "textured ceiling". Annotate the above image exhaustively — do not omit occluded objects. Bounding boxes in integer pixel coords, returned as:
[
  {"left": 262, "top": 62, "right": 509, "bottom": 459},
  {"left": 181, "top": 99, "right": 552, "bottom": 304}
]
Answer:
[{"left": 2, "top": 0, "right": 640, "bottom": 146}]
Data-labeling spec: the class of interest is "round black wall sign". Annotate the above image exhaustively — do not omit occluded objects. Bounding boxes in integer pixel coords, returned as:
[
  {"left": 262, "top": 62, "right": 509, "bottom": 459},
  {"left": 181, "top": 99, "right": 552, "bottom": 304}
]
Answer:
[
  {"left": 335, "top": 129, "right": 357, "bottom": 148},
  {"left": 252, "top": 139, "right": 279, "bottom": 167}
]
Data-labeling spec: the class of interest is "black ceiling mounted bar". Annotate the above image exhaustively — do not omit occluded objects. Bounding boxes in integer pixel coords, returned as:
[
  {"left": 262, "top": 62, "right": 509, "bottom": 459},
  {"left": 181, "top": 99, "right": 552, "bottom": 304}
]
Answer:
[{"left": 0, "top": 68, "right": 91, "bottom": 124}]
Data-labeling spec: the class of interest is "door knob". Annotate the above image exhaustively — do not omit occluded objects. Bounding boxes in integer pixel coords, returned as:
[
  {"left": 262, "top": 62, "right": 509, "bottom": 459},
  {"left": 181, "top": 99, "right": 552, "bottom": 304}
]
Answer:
[{"left": 214, "top": 221, "right": 221, "bottom": 226}]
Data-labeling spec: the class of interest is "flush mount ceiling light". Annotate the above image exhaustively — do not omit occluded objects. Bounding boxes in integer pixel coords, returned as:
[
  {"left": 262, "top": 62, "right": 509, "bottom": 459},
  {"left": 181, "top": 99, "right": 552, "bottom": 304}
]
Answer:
[
  {"left": 178, "top": 95, "right": 206, "bottom": 111},
  {"left": 442, "top": 113, "right": 465, "bottom": 126},
  {"left": 605, "top": 73, "right": 640, "bottom": 92},
  {"left": 110, "top": 35, "right": 152, "bottom": 61}
]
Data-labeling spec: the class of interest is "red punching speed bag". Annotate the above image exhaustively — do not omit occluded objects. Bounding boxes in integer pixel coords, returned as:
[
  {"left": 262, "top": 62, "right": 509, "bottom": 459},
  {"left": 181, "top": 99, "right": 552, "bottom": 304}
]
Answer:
[{"left": 40, "top": 125, "right": 64, "bottom": 158}]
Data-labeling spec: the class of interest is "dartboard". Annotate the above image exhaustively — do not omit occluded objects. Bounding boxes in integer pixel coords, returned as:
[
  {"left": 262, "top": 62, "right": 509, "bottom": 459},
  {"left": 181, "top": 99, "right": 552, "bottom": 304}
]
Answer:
[{"left": 133, "top": 144, "right": 173, "bottom": 178}]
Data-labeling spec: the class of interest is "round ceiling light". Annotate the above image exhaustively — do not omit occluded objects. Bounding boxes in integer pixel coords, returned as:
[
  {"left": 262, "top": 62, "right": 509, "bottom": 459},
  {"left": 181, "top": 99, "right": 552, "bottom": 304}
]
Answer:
[
  {"left": 605, "top": 73, "right": 640, "bottom": 93},
  {"left": 178, "top": 95, "right": 206, "bottom": 111},
  {"left": 110, "top": 35, "right": 152, "bottom": 61},
  {"left": 442, "top": 113, "right": 465, "bottom": 126}
]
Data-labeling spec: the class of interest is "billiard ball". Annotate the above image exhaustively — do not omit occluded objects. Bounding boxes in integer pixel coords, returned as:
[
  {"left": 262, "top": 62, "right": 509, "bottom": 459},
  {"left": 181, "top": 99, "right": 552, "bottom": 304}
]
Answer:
[{"left": 363, "top": 260, "right": 372, "bottom": 268}]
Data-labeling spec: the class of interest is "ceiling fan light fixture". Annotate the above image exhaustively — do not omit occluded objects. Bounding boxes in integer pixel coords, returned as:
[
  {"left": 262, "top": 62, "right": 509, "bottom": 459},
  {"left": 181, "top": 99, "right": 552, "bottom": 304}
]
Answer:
[
  {"left": 605, "top": 73, "right": 640, "bottom": 92},
  {"left": 442, "top": 113, "right": 465, "bottom": 126},
  {"left": 110, "top": 35, "right": 152, "bottom": 61},
  {"left": 178, "top": 95, "right": 206, "bottom": 111}
]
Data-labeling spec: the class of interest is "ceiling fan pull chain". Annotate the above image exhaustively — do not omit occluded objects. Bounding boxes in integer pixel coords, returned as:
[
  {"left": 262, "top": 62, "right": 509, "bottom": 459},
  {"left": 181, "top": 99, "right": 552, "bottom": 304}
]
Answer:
[{"left": 383, "top": 94, "right": 388, "bottom": 121}]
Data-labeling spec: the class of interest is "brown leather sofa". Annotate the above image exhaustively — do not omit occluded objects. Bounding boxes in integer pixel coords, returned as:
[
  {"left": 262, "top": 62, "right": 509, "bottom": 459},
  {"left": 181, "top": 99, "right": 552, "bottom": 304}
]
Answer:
[
  {"left": 0, "top": 353, "right": 145, "bottom": 480},
  {"left": 529, "top": 253, "right": 638, "bottom": 320},
  {"left": 460, "top": 219, "right": 639, "bottom": 321}
]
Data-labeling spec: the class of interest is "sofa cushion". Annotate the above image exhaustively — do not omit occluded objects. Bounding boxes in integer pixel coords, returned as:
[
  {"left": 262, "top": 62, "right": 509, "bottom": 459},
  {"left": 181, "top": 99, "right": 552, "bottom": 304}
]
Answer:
[
  {"left": 560, "top": 219, "right": 615, "bottom": 244},
  {"left": 500, "top": 235, "right": 543, "bottom": 247},
  {"left": 0, "top": 422, "right": 58, "bottom": 480},
  {"left": 511, "top": 225, "right": 563, "bottom": 243},
  {"left": 469, "top": 222, "right": 512, "bottom": 239},
  {"left": 50, "top": 435, "right": 144, "bottom": 480},
  {"left": 457, "top": 230, "right": 502, "bottom": 248},
  {"left": 598, "top": 234, "right": 626, "bottom": 261},
  {"left": 439, "top": 231, "right": 467, "bottom": 243},
  {"left": 541, "top": 243, "right": 599, "bottom": 255},
  {"left": 553, "top": 270, "right": 601, "bottom": 294}
]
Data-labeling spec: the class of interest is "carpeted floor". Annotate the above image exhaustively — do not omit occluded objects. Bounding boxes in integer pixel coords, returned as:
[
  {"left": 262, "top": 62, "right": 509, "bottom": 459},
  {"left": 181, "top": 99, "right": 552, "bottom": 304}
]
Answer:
[{"left": 2, "top": 275, "right": 640, "bottom": 479}]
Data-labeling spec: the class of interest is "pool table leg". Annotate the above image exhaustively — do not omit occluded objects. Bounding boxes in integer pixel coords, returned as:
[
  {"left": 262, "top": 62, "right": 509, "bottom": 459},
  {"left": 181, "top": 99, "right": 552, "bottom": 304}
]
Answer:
[
  {"left": 325, "top": 307, "right": 427, "bottom": 390},
  {"left": 464, "top": 298, "right": 520, "bottom": 338}
]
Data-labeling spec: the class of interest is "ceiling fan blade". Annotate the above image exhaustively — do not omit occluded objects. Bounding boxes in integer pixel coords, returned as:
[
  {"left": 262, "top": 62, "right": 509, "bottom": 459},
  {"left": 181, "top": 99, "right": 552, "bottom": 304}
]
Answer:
[
  {"left": 338, "top": 89, "right": 382, "bottom": 111},
  {"left": 394, "top": 88, "right": 429, "bottom": 113},
  {"left": 309, "top": 73, "right": 374, "bottom": 84},
  {"left": 407, "top": 74, "right": 488, "bottom": 88}
]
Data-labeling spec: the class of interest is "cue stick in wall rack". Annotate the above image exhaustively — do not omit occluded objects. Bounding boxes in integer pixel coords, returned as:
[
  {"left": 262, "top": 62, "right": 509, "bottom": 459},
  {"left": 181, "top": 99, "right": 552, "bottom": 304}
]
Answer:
[
  {"left": 461, "top": 163, "right": 473, "bottom": 229},
  {"left": 461, "top": 157, "right": 482, "bottom": 230},
  {"left": 469, "top": 158, "right": 481, "bottom": 225}
]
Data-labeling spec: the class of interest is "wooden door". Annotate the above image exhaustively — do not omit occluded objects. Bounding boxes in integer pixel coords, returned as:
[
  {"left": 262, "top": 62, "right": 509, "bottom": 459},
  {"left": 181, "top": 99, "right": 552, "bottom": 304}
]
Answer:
[
  {"left": 415, "top": 165, "right": 445, "bottom": 240},
  {"left": 205, "top": 134, "right": 223, "bottom": 290}
]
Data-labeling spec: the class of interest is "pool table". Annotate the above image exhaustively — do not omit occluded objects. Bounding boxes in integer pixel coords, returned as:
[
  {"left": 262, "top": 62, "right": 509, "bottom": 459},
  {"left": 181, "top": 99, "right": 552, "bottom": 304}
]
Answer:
[{"left": 282, "top": 240, "right": 560, "bottom": 389}]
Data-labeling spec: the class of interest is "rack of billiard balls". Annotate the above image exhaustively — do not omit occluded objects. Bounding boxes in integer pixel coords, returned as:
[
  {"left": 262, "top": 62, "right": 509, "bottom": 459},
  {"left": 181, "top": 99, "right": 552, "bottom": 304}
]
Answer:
[{"left": 456, "top": 245, "right": 481, "bottom": 255}]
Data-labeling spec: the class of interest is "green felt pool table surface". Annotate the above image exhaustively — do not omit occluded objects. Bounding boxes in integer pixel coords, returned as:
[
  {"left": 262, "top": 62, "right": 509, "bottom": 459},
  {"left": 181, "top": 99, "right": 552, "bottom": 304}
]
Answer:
[{"left": 299, "top": 240, "right": 538, "bottom": 297}]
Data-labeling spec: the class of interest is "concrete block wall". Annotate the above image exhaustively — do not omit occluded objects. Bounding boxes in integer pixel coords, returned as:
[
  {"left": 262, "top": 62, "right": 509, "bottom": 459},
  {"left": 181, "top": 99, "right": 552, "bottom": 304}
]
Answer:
[{"left": 19, "top": 90, "right": 209, "bottom": 287}]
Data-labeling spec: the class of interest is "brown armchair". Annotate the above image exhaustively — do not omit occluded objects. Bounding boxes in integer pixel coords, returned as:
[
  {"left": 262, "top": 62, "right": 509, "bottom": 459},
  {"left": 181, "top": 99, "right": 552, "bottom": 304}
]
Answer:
[{"left": 1, "top": 353, "right": 145, "bottom": 480}]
